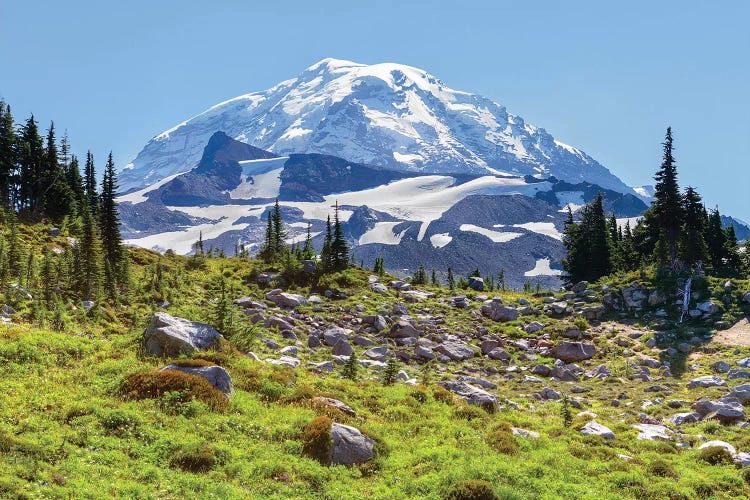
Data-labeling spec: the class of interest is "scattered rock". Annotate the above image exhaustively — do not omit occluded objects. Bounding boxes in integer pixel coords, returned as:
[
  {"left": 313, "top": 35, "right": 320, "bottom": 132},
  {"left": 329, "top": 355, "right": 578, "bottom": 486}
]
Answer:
[
  {"left": 312, "top": 397, "right": 357, "bottom": 417},
  {"left": 143, "top": 312, "right": 224, "bottom": 356},
  {"left": 435, "top": 340, "right": 475, "bottom": 361},
  {"left": 441, "top": 381, "right": 499, "bottom": 410},
  {"left": 160, "top": 364, "right": 233, "bottom": 395},
  {"left": 330, "top": 423, "right": 375, "bottom": 465},
  {"left": 632, "top": 423, "right": 672, "bottom": 441},
  {"left": 580, "top": 421, "right": 614, "bottom": 440},
  {"left": 549, "top": 341, "right": 595, "bottom": 363},
  {"left": 698, "top": 440, "right": 736, "bottom": 457},
  {"left": 686, "top": 376, "right": 727, "bottom": 389},
  {"left": 265, "top": 289, "right": 308, "bottom": 308},
  {"left": 481, "top": 300, "right": 518, "bottom": 322}
]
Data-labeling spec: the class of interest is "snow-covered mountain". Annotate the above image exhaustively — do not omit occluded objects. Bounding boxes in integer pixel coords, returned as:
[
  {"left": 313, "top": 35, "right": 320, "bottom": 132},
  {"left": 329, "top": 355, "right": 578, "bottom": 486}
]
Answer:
[{"left": 121, "top": 58, "right": 635, "bottom": 195}]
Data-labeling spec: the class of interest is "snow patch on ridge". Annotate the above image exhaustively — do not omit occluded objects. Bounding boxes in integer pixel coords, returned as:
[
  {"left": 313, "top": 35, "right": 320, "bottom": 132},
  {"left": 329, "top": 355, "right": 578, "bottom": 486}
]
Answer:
[
  {"left": 358, "top": 222, "right": 408, "bottom": 245},
  {"left": 430, "top": 233, "right": 452, "bottom": 248},
  {"left": 524, "top": 258, "right": 563, "bottom": 277},
  {"left": 460, "top": 224, "right": 522, "bottom": 243}
]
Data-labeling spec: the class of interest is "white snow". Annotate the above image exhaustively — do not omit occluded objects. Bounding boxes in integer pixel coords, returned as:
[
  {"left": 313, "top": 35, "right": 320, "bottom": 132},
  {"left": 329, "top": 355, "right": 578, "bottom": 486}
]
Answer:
[
  {"left": 459, "top": 224, "right": 522, "bottom": 243},
  {"left": 524, "top": 258, "right": 563, "bottom": 277},
  {"left": 511, "top": 222, "right": 563, "bottom": 241},
  {"left": 286, "top": 231, "right": 321, "bottom": 245},
  {"left": 616, "top": 217, "right": 641, "bottom": 231},
  {"left": 429, "top": 233, "right": 453, "bottom": 248},
  {"left": 358, "top": 222, "right": 408, "bottom": 245},
  {"left": 229, "top": 167, "right": 283, "bottom": 199}
]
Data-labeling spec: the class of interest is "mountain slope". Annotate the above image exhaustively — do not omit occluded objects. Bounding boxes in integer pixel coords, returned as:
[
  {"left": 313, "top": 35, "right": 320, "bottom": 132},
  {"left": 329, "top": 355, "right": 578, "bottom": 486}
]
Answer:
[{"left": 121, "top": 58, "right": 633, "bottom": 194}]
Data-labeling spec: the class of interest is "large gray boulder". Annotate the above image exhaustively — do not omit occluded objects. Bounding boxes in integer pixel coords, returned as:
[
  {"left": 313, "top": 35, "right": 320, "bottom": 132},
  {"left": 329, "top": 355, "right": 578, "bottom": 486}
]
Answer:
[
  {"left": 481, "top": 300, "right": 518, "bottom": 322},
  {"left": 265, "top": 289, "right": 308, "bottom": 308},
  {"left": 143, "top": 312, "right": 224, "bottom": 356},
  {"left": 549, "top": 341, "right": 595, "bottom": 363},
  {"left": 441, "top": 381, "right": 499, "bottom": 411},
  {"left": 686, "top": 375, "right": 727, "bottom": 389},
  {"left": 160, "top": 364, "right": 233, "bottom": 395},
  {"left": 434, "top": 340, "right": 475, "bottom": 361},
  {"left": 580, "top": 421, "right": 614, "bottom": 440},
  {"left": 330, "top": 423, "right": 376, "bottom": 466},
  {"left": 389, "top": 320, "right": 421, "bottom": 338}
]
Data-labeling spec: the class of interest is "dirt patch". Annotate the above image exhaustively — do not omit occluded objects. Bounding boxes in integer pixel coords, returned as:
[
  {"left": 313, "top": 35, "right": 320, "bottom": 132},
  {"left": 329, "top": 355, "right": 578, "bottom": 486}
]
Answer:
[{"left": 713, "top": 317, "right": 750, "bottom": 347}]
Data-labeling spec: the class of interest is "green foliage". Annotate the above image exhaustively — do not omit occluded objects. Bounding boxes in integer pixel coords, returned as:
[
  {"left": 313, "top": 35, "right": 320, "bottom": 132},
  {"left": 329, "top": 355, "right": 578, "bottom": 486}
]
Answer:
[
  {"left": 486, "top": 427, "right": 518, "bottom": 455},
  {"left": 560, "top": 394, "right": 573, "bottom": 428},
  {"left": 341, "top": 350, "right": 359, "bottom": 381},
  {"left": 562, "top": 193, "right": 611, "bottom": 284},
  {"left": 646, "top": 458, "right": 678, "bottom": 479},
  {"left": 697, "top": 446, "right": 734, "bottom": 465},
  {"left": 381, "top": 357, "right": 400, "bottom": 385},
  {"left": 443, "top": 479, "right": 498, "bottom": 500},
  {"left": 412, "top": 264, "right": 428, "bottom": 285},
  {"left": 572, "top": 316, "right": 590, "bottom": 331},
  {"left": 169, "top": 442, "right": 225, "bottom": 472}
]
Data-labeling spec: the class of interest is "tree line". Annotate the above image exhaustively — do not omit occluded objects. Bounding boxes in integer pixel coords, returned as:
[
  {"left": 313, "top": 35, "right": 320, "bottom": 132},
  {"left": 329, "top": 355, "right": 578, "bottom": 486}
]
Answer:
[
  {"left": 0, "top": 99, "right": 128, "bottom": 306},
  {"left": 563, "top": 127, "right": 747, "bottom": 284}
]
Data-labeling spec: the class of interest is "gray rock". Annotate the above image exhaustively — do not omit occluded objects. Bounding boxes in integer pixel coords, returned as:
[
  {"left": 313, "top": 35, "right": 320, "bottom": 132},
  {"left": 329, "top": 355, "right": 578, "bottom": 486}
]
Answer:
[
  {"left": 330, "top": 423, "right": 375, "bottom": 465},
  {"left": 457, "top": 376, "right": 497, "bottom": 390},
  {"left": 322, "top": 326, "right": 349, "bottom": 346},
  {"left": 487, "top": 348, "right": 511, "bottom": 361},
  {"left": 373, "top": 315, "right": 388, "bottom": 332},
  {"left": 711, "top": 361, "right": 731, "bottom": 373},
  {"left": 571, "top": 281, "right": 589, "bottom": 293},
  {"left": 538, "top": 387, "right": 561, "bottom": 400},
  {"left": 737, "top": 358, "right": 750, "bottom": 368},
  {"left": 279, "top": 346, "right": 298, "bottom": 356},
  {"left": 549, "top": 301, "right": 568, "bottom": 314},
  {"left": 307, "top": 334, "right": 322, "bottom": 348},
  {"left": 743, "top": 292, "right": 750, "bottom": 305},
  {"left": 481, "top": 300, "right": 518, "bottom": 322},
  {"left": 264, "top": 338, "right": 280, "bottom": 350},
  {"left": 585, "top": 364, "right": 611, "bottom": 379},
  {"left": 697, "top": 301, "right": 720, "bottom": 315},
  {"left": 266, "top": 356, "right": 300, "bottom": 368},
  {"left": 363, "top": 346, "right": 391, "bottom": 360},
  {"left": 632, "top": 423, "right": 672, "bottom": 441},
  {"left": 307, "top": 361, "right": 335, "bottom": 372},
  {"left": 480, "top": 339, "right": 499, "bottom": 354},
  {"left": 441, "top": 381, "right": 499, "bottom": 410},
  {"left": 730, "top": 384, "right": 750, "bottom": 402},
  {"left": 549, "top": 341, "right": 595, "bottom": 363},
  {"left": 728, "top": 368, "right": 750, "bottom": 380},
  {"left": 511, "top": 427, "right": 540, "bottom": 439},
  {"left": 524, "top": 321, "right": 544, "bottom": 333},
  {"left": 371, "top": 283, "right": 388, "bottom": 294},
  {"left": 389, "top": 320, "right": 421, "bottom": 338},
  {"left": 531, "top": 364, "right": 552, "bottom": 377},
  {"left": 264, "top": 289, "right": 308, "bottom": 308},
  {"left": 302, "top": 260, "right": 317, "bottom": 274},
  {"left": 332, "top": 339, "right": 354, "bottom": 356},
  {"left": 143, "top": 312, "right": 223, "bottom": 356},
  {"left": 468, "top": 277, "right": 484, "bottom": 291},
  {"left": 686, "top": 375, "right": 727, "bottom": 389},
  {"left": 48, "top": 227, "right": 60, "bottom": 237},
  {"left": 669, "top": 412, "right": 702, "bottom": 425},
  {"left": 414, "top": 345, "right": 434, "bottom": 360},
  {"left": 580, "top": 421, "right": 614, "bottom": 440},
  {"left": 160, "top": 364, "right": 233, "bottom": 394},
  {"left": 434, "top": 340, "right": 475, "bottom": 361},
  {"left": 81, "top": 300, "right": 95, "bottom": 310}
]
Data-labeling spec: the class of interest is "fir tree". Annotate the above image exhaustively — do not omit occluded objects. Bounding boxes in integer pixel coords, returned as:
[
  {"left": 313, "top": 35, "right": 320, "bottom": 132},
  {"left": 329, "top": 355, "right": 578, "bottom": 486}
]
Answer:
[
  {"left": 679, "top": 187, "right": 708, "bottom": 269},
  {"left": 17, "top": 115, "right": 45, "bottom": 213},
  {"left": 447, "top": 267, "right": 455, "bottom": 290},
  {"left": 705, "top": 207, "right": 727, "bottom": 273},
  {"left": 320, "top": 215, "right": 333, "bottom": 271},
  {"left": 302, "top": 222, "right": 314, "bottom": 259},
  {"left": 330, "top": 201, "right": 349, "bottom": 270},
  {"left": 652, "top": 127, "right": 683, "bottom": 267},
  {"left": 0, "top": 102, "right": 16, "bottom": 208},
  {"left": 41, "top": 122, "right": 75, "bottom": 222},
  {"left": 271, "top": 198, "right": 285, "bottom": 255},
  {"left": 341, "top": 350, "right": 359, "bottom": 381},
  {"left": 562, "top": 193, "right": 611, "bottom": 284},
  {"left": 77, "top": 207, "right": 102, "bottom": 299},
  {"left": 84, "top": 151, "right": 98, "bottom": 216},
  {"left": 381, "top": 357, "right": 400, "bottom": 386},
  {"left": 431, "top": 269, "right": 439, "bottom": 287},
  {"left": 99, "top": 152, "right": 125, "bottom": 295},
  {"left": 66, "top": 154, "right": 86, "bottom": 212}
]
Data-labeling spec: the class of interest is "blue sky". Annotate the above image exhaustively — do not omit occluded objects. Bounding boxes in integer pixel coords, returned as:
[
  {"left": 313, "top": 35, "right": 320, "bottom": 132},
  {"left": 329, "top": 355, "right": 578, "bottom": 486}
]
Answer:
[{"left": 1, "top": 1, "right": 749, "bottom": 220}]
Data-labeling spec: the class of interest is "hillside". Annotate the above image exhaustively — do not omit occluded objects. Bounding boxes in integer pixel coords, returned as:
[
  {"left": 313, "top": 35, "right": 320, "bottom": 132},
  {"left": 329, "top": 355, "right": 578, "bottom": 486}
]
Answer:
[{"left": 2, "top": 223, "right": 750, "bottom": 498}]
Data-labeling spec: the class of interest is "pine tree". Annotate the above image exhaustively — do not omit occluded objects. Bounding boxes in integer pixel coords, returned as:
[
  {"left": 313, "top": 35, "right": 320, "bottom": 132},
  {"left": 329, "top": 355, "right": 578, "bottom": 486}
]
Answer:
[
  {"left": 341, "top": 350, "right": 359, "bottom": 381},
  {"left": 679, "top": 187, "right": 707, "bottom": 270},
  {"left": 705, "top": 207, "right": 727, "bottom": 273},
  {"left": 99, "top": 152, "right": 124, "bottom": 295},
  {"left": 84, "top": 151, "right": 98, "bottom": 216},
  {"left": 271, "top": 198, "right": 285, "bottom": 255},
  {"left": 562, "top": 193, "right": 611, "bottom": 284},
  {"left": 320, "top": 215, "right": 333, "bottom": 271},
  {"left": 302, "top": 222, "right": 314, "bottom": 259},
  {"left": 722, "top": 225, "right": 742, "bottom": 277},
  {"left": 0, "top": 102, "right": 16, "bottom": 208},
  {"left": 17, "top": 115, "right": 45, "bottom": 213},
  {"left": 77, "top": 207, "right": 102, "bottom": 299},
  {"left": 497, "top": 268, "right": 506, "bottom": 291},
  {"left": 431, "top": 269, "right": 439, "bottom": 287},
  {"left": 447, "top": 267, "right": 455, "bottom": 290},
  {"left": 381, "top": 357, "right": 400, "bottom": 385},
  {"left": 412, "top": 264, "right": 427, "bottom": 285},
  {"left": 66, "top": 155, "right": 86, "bottom": 213},
  {"left": 213, "top": 274, "right": 233, "bottom": 335},
  {"left": 652, "top": 127, "right": 683, "bottom": 267},
  {"left": 330, "top": 201, "right": 349, "bottom": 270},
  {"left": 41, "top": 123, "right": 75, "bottom": 222}
]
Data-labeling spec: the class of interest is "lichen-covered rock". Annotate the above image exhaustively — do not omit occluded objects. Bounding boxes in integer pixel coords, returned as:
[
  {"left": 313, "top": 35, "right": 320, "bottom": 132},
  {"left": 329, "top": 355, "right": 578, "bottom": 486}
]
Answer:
[
  {"left": 441, "top": 381, "right": 499, "bottom": 411},
  {"left": 481, "top": 300, "right": 518, "bottom": 322},
  {"left": 549, "top": 341, "right": 595, "bottom": 363},
  {"left": 265, "top": 289, "right": 308, "bottom": 308},
  {"left": 580, "top": 421, "right": 614, "bottom": 440},
  {"left": 143, "top": 312, "right": 223, "bottom": 356},
  {"left": 686, "top": 375, "right": 727, "bottom": 389},
  {"left": 330, "top": 423, "right": 375, "bottom": 465}
]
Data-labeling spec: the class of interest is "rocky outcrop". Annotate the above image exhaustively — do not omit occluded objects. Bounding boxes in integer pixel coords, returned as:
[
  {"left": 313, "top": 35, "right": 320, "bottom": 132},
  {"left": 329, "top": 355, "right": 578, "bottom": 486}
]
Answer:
[{"left": 481, "top": 299, "right": 518, "bottom": 322}]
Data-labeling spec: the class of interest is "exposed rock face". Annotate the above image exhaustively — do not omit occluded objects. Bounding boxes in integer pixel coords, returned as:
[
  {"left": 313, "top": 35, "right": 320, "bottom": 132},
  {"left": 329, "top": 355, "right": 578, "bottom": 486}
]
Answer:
[
  {"left": 143, "top": 312, "right": 223, "bottom": 356},
  {"left": 441, "top": 381, "right": 499, "bottom": 411},
  {"left": 481, "top": 300, "right": 518, "bottom": 322},
  {"left": 686, "top": 376, "right": 727, "bottom": 389},
  {"left": 549, "top": 341, "right": 595, "bottom": 363},
  {"left": 330, "top": 423, "right": 376, "bottom": 466},
  {"left": 434, "top": 341, "right": 475, "bottom": 361},
  {"left": 389, "top": 321, "right": 421, "bottom": 338},
  {"left": 160, "top": 364, "right": 233, "bottom": 395}
]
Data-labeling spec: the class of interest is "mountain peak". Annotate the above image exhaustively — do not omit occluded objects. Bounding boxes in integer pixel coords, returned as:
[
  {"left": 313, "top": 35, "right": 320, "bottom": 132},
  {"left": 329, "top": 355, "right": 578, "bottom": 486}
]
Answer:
[{"left": 120, "top": 59, "right": 635, "bottom": 196}]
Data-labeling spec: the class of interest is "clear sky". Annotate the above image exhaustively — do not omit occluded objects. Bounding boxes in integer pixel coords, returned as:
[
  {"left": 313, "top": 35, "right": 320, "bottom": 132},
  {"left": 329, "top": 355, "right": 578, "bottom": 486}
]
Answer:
[{"left": 1, "top": 1, "right": 748, "bottom": 220}]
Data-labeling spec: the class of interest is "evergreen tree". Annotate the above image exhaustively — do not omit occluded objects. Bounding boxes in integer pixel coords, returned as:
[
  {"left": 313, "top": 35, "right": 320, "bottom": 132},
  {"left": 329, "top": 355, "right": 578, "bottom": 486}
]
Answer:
[
  {"left": 320, "top": 215, "right": 333, "bottom": 271},
  {"left": 99, "top": 152, "right": 125, "bottom": 295},
  {"left": 341, "top": 350, "right": 359, "bottom": 381},
  {"left": 412, "top": 264, "right": 427, "bottom": 285},
  {"left": 0, "top": 102, "right": 16, "bottom": 208},
  {"left": 722, "top": 225, "right": 742, "bottom": 277},
  {"left": 652, "top": 127, "right": 683, "bottom": 266},
  {"left": 705, "top": 207, "right": 727, "bottom": 273},
  {"left": 431, "top": 269, "right": 439, "bottom": 287},
  {"left": 271, "top": 198, "right": 285, "bottom": 255},
  {"left": 84, "top": 151, "right": 98, "bottom": 216},
  {"left": 17, "top": 115, "right": 45, "bottom": 213},
  {"left": 260, "top": 212, "right": 274, "bottom": 262},
  {"left": 66, "top": 155, "right": 86, "bottom": 212},
  {"left": 381, "top": 357, "right": 400, "bottom": 386},
  {"left": 302, "top": 222, "right": 314, "bottom": 259},
  {"left": 330, "top": 201, "right": 349, "bottom": 270},
  {"left": 562, "top": 193, "right": 611, "bottom": 284},
  {"left": 679, "top": 187, "right": 708, "bottom": 269},
  {"left": 447, "top": 267, "right": 455, "bottom": 290},
  {"left": 76, "top": 207, "right": 102, "bottom": 299},
  {"left": 41, "top": 123, "right": 75, "bottom": 222},
  {"left": 496, "top": 268, "right": 506, "bottom": 291}
]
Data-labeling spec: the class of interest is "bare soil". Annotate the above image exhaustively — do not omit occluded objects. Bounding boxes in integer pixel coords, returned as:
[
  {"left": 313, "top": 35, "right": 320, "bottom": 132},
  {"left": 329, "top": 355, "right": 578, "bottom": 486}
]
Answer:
[{"left": 713, "top": 317, "right": 750, "bottom": 347}]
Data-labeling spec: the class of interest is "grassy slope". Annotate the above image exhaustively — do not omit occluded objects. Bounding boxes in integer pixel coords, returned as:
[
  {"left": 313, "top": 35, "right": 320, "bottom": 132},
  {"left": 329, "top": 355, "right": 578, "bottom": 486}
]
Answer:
[{"left": 0, "top": 226, "right": 749, "bottom": 498}]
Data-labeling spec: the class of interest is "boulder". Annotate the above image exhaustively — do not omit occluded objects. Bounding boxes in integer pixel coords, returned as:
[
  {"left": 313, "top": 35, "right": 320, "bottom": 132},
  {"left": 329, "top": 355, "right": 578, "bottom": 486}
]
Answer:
[
  {"left": 414, "top": 345, "right": 435, "bottom": 360},
  {"left": 160, "top": 364, "right": 233, "bottom": 395},
  {"left": 524, "top": 321, "right": 544, "bottom": 333},
  {"left": 468, "top": 277, "right": 484, "bottom": 291},
  {"left": 434, "top": 341, "right": 475, "bottom": 361},
  {"left": 264, "top": 289, "right": 308, "bottom": 308},
  {"left": 531, "top": 364, "right": 552, "bottom": 377},
  {"left": 307, "top": 361, "right": 335, "bottom": 372},
  {"left": 730, "top": 384, "right": 750, "bottom": 402},
  {"left": 511, "top": 427, "right": 540, "bottom": 439},
  {"left": 549, "top": 341, "right": 595, "bottom": 363},
  {"left": 728, "top": 368, "right": 750, "bottom": 380},
  {"left": 571, "top": 281, "right": 589, "bottom": 293},
  {"left": 302, "top": 260, "right": 317, "bottom": 274},
  {"left": 279, "top": 346, "right": 298, "bottom": 356},
  {"left": 481, "top": 300, "right": 518, "bottom": 322},
  {"left": 580, "top": 305, "right": 606, "bottom": 319},
  {"left": 669, "top": 412, "right": 702, "bottom": 426},
  {"left": 743, "top": 292, "right": 750, "bottom": 305},
  {"left": 332, "top": 339, "right": 353, "bottom": 356},
  {"left": 697, "top": 301, "right": 720, "bottom": 315},
  {"left": 686, "top": 375, "right": 727, "bottom": 389},
  {"left": 81, "top": 300, "right": 95, "bottom": 310},
  {"left": 389, "top": 320, "right": 421, "bottom": 338},
  {"left": 711, "top": 361, "right": 731, "bottom": 373},
  {"left": 549, "top": 301, "right": 568, "bottom": 314},
  {"left": 330, "top": 423, "right": 375, "bottom": 465},
  {"left": 402, "top": 290, "right": 435, "bottom": 303},
  {"left": 322, "top": 326, "right": 349, "bottom": 346},
  {"left": 580, "top": 421, "right": 615, "bottom": 440},
  {"left": 487, "top": 348, "right": 511, "bottom": 361},
  {"left": 266, "top": 356, "right": 300, "bottom": 368},
  {"left": 371, "top": 283, "right": 388, "bottom": 294},
  {"left": 441, "top": 381, "right": 499, "bottom": 410},
  {"left": 632, "top": 423, "right": 672, "bottom": 441},
  {"left": 143, "top": 312, "right": 223, "bottom": 356},
  {"left": 363, "top": 346, "right": 391, "bottom": 360}
]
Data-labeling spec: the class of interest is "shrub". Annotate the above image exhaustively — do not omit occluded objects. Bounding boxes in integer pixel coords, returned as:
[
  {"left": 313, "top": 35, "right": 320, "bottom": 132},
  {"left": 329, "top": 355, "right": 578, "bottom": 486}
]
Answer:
[
  {"left": 697, "top": 446, "right": 734, "bottom": 465},
  {"left": 443, "top": 479, "right": 498, "bottom": 500},
  {"left": 646, "top": 458, "right": 678, "bottom": 478},
  {"left": 171, "top": 358, "right": 216, "bottom": 368},
  {"left": 486, "top": 429, "right": 518, "bottom": 455},
  {"left": 98, "top": 409, "right": 142, "bottom": 436},
  {"left": 433, "top": 386, "right": 456, "bottom": 405},
  {"left": 453, "top": 405, "right": 486, "bottom": 421},
  {"left": 742, "top": 468, "right": 750, "bottom": 485},
  {"left": 169, "top": 443, "right": 224, "bottom": 472},
  {"left": 120, "top": 369, "right": 228, "bottom": 412},
  {"left": 301, "top": 416, "right": 333, "bottom": 464},
  {"left": 408, "top": 387, "right": 429, "bottom": 404},
  {"left": 573, "top": 316, "right": 590, "bottom": 331}
]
